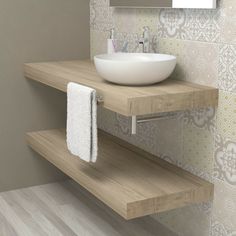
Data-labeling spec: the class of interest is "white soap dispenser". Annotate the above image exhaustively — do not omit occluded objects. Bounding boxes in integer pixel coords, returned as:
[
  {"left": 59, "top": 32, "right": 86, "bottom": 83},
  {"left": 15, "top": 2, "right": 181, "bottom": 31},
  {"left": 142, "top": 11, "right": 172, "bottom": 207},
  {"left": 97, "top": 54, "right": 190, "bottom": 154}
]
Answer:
[{"left": 107, "top": 28, "right": 116, "bottom": 54}]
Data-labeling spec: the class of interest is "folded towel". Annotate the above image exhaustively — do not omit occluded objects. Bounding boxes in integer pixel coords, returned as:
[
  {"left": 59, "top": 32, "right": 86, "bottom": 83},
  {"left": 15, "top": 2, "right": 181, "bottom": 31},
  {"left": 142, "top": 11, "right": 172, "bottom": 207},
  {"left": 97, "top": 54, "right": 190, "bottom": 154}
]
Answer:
[{"left": 67, "top": 82, "right": 97, "bottom": 162}]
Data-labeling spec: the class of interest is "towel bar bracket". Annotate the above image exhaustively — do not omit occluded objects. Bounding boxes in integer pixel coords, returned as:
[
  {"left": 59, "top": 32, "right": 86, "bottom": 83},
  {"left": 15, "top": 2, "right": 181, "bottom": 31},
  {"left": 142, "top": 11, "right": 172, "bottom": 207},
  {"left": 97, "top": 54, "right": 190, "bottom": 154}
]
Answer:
[
  {"left": 96, "top": 96, "right": 104, "bottom": 105},
  {"left": 131, "top": 116, "right": 137, "bottom": 135},
  {"left": 131, "top": 113, "right": 178, "bottom": 135}
]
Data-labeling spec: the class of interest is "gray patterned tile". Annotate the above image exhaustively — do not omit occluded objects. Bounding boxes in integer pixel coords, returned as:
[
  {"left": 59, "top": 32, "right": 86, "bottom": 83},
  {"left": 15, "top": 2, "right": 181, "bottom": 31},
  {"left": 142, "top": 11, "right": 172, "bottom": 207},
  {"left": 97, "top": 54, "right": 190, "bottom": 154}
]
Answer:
[
  {"left": 181, "top": 123, "right": 214, "bottom": 180},
  {"left": 185, "top": 9, "right": 221, "bottom": 42},
  {"left": 113, "top": 113, "right": 183, "bottom": 161},
  {"left": 157, "top": 9, "right": 187, "bottom": 39},
  {"left": 214, "top": 134, "right": 236, "bottom": 185},
  {"left": 90, "top": 0, "right": 114, "bottom": 31},
  {"left": 219, "top": 44, "right": 236, "bottom": 92},
  {"left": 220, "top": 0, "right": 236, "bottom": 44},
  {"left": 157, "top": 8, "right": 221, "bottom": 43},
  {"left": 181, "top": 107, "right": 216, "bottom": 133},
  {"left": 177, "top": 161, "right": 213, "bottom": 182},
  {"left": 217, "top": 91, "right": 236, "bottom": 141},
  {"left": 211, "top": 218, "right": 236, "bottom": 236},
  {"left": 91, "top": 1, "right": 236, "bottom": 235},
  {"left": 159, "top": 38, "right": 219, "bottom": 87},
  {"left": 181, "top": 40, "right": 219, "bottom": 87}
]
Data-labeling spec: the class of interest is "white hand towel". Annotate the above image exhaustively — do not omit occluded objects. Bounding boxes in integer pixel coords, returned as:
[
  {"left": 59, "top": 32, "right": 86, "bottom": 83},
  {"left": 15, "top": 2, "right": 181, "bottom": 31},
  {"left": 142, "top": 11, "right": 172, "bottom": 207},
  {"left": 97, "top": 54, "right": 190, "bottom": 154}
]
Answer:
[{"left": 67, "top": 82, "right": 97, "bottom": 162}]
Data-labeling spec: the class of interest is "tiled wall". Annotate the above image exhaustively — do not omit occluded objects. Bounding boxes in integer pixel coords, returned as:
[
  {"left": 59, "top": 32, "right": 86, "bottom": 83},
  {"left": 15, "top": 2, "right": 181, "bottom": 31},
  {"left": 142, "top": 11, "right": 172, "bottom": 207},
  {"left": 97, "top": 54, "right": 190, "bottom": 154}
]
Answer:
[{"left": 90, "top": 1, "right": 236, "bottom": 235}]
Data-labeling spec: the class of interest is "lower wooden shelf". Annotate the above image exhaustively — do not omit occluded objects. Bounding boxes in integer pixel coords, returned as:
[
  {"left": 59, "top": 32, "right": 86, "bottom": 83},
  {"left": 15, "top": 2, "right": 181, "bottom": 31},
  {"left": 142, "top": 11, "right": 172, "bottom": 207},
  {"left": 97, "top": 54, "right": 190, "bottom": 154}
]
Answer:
[{"left": 26, "top": 129, "right": 214, "bottom": 220}]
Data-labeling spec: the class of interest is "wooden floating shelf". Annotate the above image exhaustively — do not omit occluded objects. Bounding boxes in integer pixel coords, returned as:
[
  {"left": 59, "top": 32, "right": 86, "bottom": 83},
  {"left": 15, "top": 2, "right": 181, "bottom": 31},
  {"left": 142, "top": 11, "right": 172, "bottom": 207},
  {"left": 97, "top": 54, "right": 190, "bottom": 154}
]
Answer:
[
  {"left": 27, "top": 129, "right": 214, "bottom": 220},
  {"left": 24, "top": 60, "right": 218, "bottom": 116}
]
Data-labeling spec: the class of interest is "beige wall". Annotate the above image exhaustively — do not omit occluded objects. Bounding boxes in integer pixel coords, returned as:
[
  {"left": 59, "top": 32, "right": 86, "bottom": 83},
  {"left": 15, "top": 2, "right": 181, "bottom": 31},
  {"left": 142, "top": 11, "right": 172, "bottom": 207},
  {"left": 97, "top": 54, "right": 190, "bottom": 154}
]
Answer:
[{"left": 0, "top": 0, "right": 90, "bottom": 192}]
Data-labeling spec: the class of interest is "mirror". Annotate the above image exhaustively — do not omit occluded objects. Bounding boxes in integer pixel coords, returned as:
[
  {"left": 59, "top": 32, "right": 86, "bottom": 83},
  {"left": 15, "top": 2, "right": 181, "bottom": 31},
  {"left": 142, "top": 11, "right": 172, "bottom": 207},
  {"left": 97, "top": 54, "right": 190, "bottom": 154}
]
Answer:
[{"left": 110, "top": 0, "right": 217, "bottom": 9}]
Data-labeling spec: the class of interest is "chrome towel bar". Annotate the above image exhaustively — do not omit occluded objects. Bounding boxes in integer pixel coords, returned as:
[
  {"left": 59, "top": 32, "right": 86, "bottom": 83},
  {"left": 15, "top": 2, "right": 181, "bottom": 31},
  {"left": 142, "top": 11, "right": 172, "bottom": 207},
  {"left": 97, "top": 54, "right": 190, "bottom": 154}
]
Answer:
[{"left": 131, "top": 113, "right": 178, "bottom": 135}]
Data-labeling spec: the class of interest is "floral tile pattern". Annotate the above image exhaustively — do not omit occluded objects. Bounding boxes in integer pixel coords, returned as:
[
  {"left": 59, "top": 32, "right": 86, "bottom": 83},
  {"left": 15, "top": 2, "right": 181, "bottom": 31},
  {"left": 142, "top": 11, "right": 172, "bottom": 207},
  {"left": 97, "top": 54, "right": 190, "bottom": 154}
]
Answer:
[
  {"left": 98, "top": 107, "right": 183, "bottom": 161},
  {"left": 211, "top": 218, "right": 236, "bottom": 236},
  {"left": 157, "top": 9, "right": 186, "bottom": 39},
  {"left": 181, "top": 107, "right": 216, "bottom": 133},
  {"left": 219, "top": 44, "right": 236, "bottom": 92},
  {"left": 157, "top": 8, "right": 221, "bottom": 43},
  {"left": 217, "top": 91, "right": 236, "bottom": 140},
  {"left": 214, "top": 134, "right": 236, "bottom": 185},
  {"left": 90, "top": 0, "right": 114, "bottom": 31},
  {"left": 114, "top": 112, "right": 183, "bottom": 162},
  {"left": 90, "top": 0, "right": 236, "bottom": 235}
]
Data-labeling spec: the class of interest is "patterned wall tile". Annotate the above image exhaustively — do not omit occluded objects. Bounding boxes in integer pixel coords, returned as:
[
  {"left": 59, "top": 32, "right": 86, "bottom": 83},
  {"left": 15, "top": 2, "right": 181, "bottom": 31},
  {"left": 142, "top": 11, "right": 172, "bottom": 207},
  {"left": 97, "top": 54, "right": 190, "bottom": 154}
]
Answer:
[
  {"left": 217, "top": 91, "right": 236, "bottom": 140},
  {"left": 181, "top": 107, "right": 216, "bottom": 134},
  {"left": 113, "top": 9, "right": 138, "bottom": 34},
  {"left": 184, "top": 9, "right": 221, "bottom": 43},
  {"left": 97, "top": 106, "right": 118, "bottom": 134},
  {"left": 212, "top": 179, "right": 236, "bottom": 232},
  {"left": 214, "top": 134, "right": 236, "bottom": 185},
  {"left": 98, "top": 107, "right": 183, "bottom": 162},
  {"left": 211, "top": 218, "right": 236, "bottom": 236},
  {"left": 90, "top": 0, "right": 114, "bottom": 31},
  {"left": 181, "top": 41, "right": 219, "bottom": 86},
  {"left": 220, "top": 0, "right": 236, "bottom": 44},
  {"left": 136, "top": 8, "right": 159, "bottom": 34},
  {"left": 158, "top": 38, "right": 186, "bottom": 80},
  {"left": 154, "top": 205, "right": 211, "bottom": 236},
  {"left": 90, "top": 30, "right": 108, "bottom": 58},
  {"left": 219, "top": 44, "right": 236, "bottom": 92},
  {"left": 113, "top": 113, "right": 183, "bottom": 162},
  {"left": 159, "top": 38, "right": 219, "bottom": 86},
  {"left": 157, "top": 9, "right": 186, "bottom": 39},
  {"left": 181, "top": 123, "right": 214, "bottom": 177},
  {"left": 157, "top": 8, "right": 221, "bottom": 43},
  {"left": 90, "top": 1, "right": 236, "bottom": 235},
  {"left": 158, "top": 38, "right": 183, "bottom": 57},
  {"left": 113, "top": 32, "right": 138, "bottom": 53},
  {"left": 180, "top": 108, "right": 216, "bottom": 180}
]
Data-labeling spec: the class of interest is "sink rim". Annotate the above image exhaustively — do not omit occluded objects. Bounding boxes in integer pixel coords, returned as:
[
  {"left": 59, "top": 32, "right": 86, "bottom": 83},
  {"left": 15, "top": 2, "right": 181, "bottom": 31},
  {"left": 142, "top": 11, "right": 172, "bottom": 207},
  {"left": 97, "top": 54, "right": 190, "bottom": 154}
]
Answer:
[{"left": 94, "top": 53, "right": 177, "bottom": 63}]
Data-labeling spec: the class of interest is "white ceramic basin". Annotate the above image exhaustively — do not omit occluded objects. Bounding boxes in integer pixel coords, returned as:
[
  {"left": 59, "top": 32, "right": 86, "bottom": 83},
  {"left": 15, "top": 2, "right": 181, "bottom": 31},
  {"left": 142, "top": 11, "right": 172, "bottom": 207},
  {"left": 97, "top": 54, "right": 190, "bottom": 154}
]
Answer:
[{"left": 94, "top": 53, "right": 176, "bottom": 86}]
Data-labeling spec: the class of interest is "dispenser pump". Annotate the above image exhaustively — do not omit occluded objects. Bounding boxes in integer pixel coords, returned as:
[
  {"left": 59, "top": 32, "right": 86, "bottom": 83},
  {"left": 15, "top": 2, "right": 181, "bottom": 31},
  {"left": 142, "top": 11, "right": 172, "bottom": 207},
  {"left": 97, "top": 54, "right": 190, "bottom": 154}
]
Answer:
[
  {"left": 107, "top": 28, "right": 116, "bottom": 54},
  {"left": 110, "top": 28, "right": 115, "bottom": 39}
]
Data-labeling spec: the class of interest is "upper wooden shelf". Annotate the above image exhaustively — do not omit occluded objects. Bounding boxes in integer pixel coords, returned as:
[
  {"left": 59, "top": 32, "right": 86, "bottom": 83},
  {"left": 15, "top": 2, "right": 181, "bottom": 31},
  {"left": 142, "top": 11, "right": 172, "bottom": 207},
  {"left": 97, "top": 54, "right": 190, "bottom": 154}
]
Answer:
[
  {"left": 27, "top": 129, "right": 214, "bottom": 220},
  {"left": 24, "top": 60, "right": 218, "bottom": 116}
]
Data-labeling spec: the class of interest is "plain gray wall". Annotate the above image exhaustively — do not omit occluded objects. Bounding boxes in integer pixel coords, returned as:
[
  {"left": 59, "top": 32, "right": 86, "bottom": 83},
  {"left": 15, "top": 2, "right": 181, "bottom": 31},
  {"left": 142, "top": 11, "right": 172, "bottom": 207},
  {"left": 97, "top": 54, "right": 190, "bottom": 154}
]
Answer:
[{"left": 0, "top": 0, "right": 90, "bottom": 192}]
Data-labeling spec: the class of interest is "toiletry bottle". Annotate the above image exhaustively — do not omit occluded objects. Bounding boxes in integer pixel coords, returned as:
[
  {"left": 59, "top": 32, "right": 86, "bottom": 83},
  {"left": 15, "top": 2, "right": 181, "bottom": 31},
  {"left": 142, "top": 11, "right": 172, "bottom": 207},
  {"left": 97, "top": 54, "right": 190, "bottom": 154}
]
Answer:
[{"left": 107, "top": 28, "right": 116, "bottom": 54}]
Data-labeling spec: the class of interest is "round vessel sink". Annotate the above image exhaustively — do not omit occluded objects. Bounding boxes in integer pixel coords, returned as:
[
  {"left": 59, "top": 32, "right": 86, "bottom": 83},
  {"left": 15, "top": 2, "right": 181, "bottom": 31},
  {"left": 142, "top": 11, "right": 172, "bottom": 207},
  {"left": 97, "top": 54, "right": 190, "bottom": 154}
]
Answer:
[{"left": 94, "top": 53, "right": 176, "bottom": 86}]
